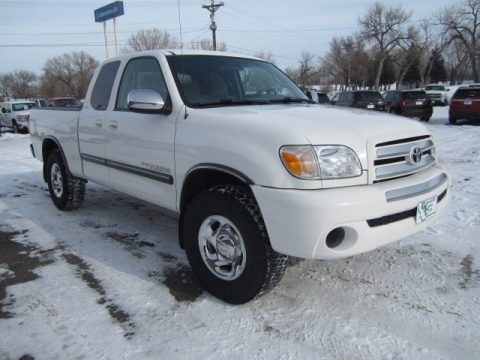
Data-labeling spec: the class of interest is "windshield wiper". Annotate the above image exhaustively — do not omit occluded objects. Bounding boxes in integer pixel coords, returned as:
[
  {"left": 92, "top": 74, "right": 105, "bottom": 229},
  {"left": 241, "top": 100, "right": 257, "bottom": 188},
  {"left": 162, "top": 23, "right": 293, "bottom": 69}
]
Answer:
[
  {"left": 269, "top": 97, "right": 315, "bottom": 104},
  {"left": 195, "top": 99, "right": 269, "bottom": 107}
]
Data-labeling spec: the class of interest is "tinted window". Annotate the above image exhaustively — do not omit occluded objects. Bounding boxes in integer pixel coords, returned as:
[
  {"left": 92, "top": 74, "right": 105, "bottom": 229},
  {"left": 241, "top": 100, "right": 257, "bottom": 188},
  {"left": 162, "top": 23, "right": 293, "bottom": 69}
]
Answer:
[
  {"left": 355, "top": 91, "right": 383, "bottom": 102},
  {"left": 402, "top": 91, "right": 427, "bottom": 100},
  {"left": 317, "top": 93, "right": 330, "bottom": 103},
  {"left": 425, "top": 85, "right": 444, "bottom": 91},
  {"left": 453, "top": 88, "right": 480, "bottom": 99},
  {"left": 116, "top": 57, "right": 168, "bottom": 110},
  {"left": 91, "top": 61, "right": 120, "bottom": 111}
]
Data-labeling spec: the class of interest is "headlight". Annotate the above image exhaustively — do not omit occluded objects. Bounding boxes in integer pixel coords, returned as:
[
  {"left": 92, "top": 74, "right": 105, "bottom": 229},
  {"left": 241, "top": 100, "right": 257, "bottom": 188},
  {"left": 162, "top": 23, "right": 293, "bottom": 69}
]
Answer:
[
  {"left": 16, "top": 114, "right": 29, "bottom": 121},
  {"left": 280, "top": 145, "right": 362, "bottom": 180}
]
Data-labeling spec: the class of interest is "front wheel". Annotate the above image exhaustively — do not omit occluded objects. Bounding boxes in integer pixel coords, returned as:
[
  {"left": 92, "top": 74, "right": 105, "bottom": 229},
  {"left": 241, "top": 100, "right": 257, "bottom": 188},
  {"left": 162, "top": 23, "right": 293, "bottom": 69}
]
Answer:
[
  {"left": 183, "top": 185, "right": 288, "bottom": 304},
  {"left": 46, "top": 149, "right": 85, "bottom": 210},
  {"left": 449, "top": 115, "right": 457, "bottom": 125},
  {"left": 420, "top": 116, "right": 430, "bottom": 122}
]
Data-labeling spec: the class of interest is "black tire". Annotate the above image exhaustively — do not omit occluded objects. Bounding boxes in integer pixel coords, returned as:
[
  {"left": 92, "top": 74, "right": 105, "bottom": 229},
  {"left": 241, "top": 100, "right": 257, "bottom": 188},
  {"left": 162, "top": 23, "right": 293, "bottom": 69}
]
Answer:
[
  {"left": 420, "top": 116, "right": 430, "bottom": 122},
  {"left": 46, "top": 149, "right": 85, "bottom": 210},
  {"left": 449, "top": 115, "right": 457, "bottom": 125},
  {"left": 183, "top": 185, "right": 288, "bottom": 304},
  {"left": 12, "top": 121, "right": 19, "bottom": 133}
]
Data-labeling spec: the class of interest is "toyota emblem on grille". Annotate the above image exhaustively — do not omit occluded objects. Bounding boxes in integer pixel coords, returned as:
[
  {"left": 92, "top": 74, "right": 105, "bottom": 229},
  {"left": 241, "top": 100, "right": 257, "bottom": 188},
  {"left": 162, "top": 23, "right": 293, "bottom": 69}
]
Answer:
[{"left": 409, "top": 146, "right": 423, "bottom": 164}]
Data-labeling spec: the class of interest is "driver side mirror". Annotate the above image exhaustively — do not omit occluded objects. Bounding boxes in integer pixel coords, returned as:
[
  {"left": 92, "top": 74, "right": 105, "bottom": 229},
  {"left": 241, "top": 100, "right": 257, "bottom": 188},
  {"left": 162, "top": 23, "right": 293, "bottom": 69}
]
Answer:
[
  {"left": 1, "top": 108, "right": 6, "bottom": 114},
  {"left": 127, "top": 89, "right": 166, "bottom": 113}
]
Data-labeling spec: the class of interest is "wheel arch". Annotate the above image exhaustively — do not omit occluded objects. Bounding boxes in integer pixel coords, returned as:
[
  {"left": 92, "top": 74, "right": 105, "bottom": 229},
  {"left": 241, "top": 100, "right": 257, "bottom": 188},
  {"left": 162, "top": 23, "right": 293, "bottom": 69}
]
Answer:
[
  {"left": 42, "top": 137, "right": 70, "bottom": 182},
  {"left": 178, "top": 164, "right": 254, "bottom": 249}
]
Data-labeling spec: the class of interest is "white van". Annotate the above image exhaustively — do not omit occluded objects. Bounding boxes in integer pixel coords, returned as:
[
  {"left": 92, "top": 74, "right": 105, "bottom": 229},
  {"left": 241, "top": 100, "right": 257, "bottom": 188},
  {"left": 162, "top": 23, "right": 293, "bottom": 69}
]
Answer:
[{"left": 0, "top": 100, "right": 35, "bottom": 133}]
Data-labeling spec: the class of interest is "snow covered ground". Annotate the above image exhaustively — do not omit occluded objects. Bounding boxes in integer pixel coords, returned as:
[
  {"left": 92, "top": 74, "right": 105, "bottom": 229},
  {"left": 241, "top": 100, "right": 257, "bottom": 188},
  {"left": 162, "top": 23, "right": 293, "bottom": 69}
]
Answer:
[{"left": 0, "top": 107, "right": 479, "bottom": 360}]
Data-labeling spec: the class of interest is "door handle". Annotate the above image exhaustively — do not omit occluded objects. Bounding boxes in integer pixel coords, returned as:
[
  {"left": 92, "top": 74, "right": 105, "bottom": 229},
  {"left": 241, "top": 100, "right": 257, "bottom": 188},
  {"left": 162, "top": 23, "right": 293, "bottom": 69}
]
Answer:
[
  {"left": 109, "top": 121, "right": 118, "bottom": 130},
  {"left": 95, "top": 119, "right": 103, "bottom": 128}
]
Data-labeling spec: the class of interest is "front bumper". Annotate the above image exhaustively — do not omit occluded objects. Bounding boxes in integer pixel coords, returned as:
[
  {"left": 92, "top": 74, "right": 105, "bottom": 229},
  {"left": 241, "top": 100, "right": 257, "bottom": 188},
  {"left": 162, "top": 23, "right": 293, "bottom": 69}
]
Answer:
[{"left": 252, "top": 164, "right": 449, "bottom": 260}]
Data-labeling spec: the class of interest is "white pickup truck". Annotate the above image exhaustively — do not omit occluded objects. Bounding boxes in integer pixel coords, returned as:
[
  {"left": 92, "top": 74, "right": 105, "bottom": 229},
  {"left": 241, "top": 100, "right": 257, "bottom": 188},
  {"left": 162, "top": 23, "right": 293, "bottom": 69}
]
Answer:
[{"left": 30, "top": 50, "right": 450, "bottom": 303}]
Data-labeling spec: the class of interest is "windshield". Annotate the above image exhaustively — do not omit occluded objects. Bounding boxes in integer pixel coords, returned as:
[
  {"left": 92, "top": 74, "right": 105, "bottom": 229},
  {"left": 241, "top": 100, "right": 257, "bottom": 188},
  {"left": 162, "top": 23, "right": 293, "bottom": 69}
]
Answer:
[
  {"left": 426, "top": 85, "right": 444, "bottom": 91},
  {"left": 12, "top": 103, "right": 34, "bottom": 111},
  {"left": 167, "top": 55, "right": 308, "bottom": 107}
]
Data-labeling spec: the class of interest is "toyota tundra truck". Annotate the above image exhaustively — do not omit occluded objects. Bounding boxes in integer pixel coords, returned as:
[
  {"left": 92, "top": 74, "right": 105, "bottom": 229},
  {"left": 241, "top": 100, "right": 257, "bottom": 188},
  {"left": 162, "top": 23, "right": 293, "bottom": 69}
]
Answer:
[{"left": 29, "top": 50, "right": 450, "bottom": 304}]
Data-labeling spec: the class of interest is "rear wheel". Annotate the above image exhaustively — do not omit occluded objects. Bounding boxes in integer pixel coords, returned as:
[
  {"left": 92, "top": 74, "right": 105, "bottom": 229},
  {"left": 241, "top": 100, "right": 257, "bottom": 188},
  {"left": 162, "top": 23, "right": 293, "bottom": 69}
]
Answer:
[
  {"left": 183, "top": 185, "right": 288, "bottom": 304},
  {"left": 420, "top": 116, "right": 430, "bottom": 122},
  {"left": 12, "top": 120, "right": 19, "bottom": 133},
  {"left": 449, "top": 115, "right": 457, "bottom": 125},
  {"left": 46, "top": 149, "right": 85, "bottom": 210}
]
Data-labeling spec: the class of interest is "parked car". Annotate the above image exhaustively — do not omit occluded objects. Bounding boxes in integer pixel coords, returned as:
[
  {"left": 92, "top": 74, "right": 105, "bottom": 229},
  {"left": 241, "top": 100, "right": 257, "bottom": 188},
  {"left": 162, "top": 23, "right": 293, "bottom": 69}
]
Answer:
[
  {"left": 47, "top": 97, "right": 83, "bottom": 108},
  {"left": 383, "top": 90, "right": 433, "bottom": 122},
  {"left": 0, "top": 100, "right": 35, "bottom": 133},
  {"left": 29, "top": 98, "right": 47, "bottom": 108},
  {"left": 331, "top": 90, "right": 385, "bottom": 111},
  {"left": 449, "top": 86, "right": 480, "bottom": 125},
  {"left": 425, "top": 84, "right": 449, "bottom": 106},
  {"left": 306, "top": 90, "right": 331, "bottom": 104}
]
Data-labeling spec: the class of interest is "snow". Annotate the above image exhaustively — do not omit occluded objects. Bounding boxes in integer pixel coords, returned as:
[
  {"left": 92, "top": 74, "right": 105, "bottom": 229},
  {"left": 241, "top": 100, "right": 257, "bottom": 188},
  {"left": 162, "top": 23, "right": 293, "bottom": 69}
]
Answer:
[{"left": 0, "top": 108, "right": 479, "bottom": 360}]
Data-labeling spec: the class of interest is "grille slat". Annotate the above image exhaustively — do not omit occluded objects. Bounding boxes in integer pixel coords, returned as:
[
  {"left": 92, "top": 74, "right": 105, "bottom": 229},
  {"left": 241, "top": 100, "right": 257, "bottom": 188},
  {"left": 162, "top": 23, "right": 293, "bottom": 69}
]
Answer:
[{"left": 373, "top": 136, "right": 436, "bottom": 182}]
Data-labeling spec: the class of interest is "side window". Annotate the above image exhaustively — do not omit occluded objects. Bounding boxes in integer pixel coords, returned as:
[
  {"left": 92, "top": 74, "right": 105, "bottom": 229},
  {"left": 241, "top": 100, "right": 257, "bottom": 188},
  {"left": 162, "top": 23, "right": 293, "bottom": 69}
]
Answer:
[
  {"left": 116, "top": 57, "right": 168, "bottom": 110},
  {"left": 90, "top": 61, "right": 120, "bottom": 111}
]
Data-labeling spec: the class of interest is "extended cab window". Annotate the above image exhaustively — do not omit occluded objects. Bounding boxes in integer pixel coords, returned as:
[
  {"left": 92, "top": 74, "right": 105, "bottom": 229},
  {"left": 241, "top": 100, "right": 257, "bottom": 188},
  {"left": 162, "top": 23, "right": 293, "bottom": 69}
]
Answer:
[
  {"left": 116, "top": 57, "right": 168, "bottom": 110},
  {"left": 90, "top": 61, "right": 120, "bottom": 111}
]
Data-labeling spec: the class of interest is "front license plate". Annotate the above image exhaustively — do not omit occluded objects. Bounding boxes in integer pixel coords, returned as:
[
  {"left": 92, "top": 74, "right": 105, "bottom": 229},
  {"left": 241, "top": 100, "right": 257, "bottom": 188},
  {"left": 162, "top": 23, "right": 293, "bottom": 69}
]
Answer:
[
  {"left": 367, "top": 104, "right": 374, "bottom": 109},
  {"left": 416, "top": 196, "right": 437, "bottom": 224}
]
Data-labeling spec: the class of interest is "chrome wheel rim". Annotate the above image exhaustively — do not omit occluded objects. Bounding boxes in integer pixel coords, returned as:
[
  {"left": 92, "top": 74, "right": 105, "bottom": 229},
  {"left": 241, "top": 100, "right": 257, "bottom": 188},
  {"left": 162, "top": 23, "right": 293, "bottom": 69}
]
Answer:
[
  {"left": 51, "top": 163, "right": 63, "bottom": 198},
  {"left": 198, "top": 215, "right": 246, "bottom": 281}
]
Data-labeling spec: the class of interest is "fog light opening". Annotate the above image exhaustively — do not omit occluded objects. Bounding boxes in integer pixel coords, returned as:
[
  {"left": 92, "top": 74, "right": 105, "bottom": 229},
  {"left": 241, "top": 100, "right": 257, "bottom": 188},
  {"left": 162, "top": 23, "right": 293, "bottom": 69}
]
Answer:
[{"left": 326, "top": 227, "right": 346, "bottom": 249}]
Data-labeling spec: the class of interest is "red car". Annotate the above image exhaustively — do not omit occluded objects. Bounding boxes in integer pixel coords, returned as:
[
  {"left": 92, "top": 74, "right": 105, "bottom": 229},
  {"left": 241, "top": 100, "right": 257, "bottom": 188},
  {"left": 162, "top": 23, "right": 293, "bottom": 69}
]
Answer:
[{"left": 449, "top": 86, "right": 480, "bottom": 124}]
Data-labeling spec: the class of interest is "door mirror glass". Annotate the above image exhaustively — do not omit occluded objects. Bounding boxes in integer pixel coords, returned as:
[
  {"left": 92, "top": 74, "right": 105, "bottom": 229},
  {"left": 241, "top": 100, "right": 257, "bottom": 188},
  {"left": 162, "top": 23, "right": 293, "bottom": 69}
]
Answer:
[{"left": 127, "top": 89, "right": 165, "bottom": 112}]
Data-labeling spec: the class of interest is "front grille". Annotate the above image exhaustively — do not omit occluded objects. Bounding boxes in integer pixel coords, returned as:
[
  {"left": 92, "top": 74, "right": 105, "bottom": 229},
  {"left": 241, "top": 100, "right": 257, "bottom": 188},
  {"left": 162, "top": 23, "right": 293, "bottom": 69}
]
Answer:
[
  {"left": 367, "top": 189, "right": 447, "bottom": 227},
  {"left": 373, "top": 136, "right": 436, "bottom": 182}
]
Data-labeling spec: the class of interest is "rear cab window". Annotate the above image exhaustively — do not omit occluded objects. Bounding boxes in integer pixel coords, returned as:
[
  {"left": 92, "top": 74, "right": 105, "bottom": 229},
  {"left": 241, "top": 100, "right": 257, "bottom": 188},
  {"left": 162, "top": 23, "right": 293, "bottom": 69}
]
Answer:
[{"left": 91, "top": 61, "right": 121, "bottom": 111}]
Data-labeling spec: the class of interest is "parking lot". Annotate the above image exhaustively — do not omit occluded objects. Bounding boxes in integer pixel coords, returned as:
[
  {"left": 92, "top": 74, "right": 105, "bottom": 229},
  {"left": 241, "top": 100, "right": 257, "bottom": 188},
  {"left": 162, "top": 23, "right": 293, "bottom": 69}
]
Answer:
[{"left": 1, "top": 106, "right": 479, "bottom": 360}]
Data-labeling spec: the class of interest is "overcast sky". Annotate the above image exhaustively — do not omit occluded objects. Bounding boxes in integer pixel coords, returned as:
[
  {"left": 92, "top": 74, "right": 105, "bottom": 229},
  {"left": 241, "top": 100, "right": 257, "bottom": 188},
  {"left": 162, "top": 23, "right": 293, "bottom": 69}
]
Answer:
[{"left": 0, "top": 0, "right": 454, "bottom": 74}]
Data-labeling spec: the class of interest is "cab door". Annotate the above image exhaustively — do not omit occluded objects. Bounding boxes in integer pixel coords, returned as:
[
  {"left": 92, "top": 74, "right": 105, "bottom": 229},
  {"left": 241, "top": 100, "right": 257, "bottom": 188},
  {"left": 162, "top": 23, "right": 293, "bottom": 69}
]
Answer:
[
  {"left": 78, "top": 60, "right": 120, "bottom": 185},
  {"left": 105, "top": 56, "right": 177, "bottom": 211}
]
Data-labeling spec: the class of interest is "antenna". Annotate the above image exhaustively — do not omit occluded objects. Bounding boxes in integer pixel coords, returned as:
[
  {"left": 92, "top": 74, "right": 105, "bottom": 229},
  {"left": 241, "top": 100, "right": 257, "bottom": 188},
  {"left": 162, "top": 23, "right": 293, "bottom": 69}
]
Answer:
[
  {"left": 177, "top": 0, "right": 183, "bottom": 51},
  {"left": 202, "top": 0, "right": 224, "bottom": 51}
]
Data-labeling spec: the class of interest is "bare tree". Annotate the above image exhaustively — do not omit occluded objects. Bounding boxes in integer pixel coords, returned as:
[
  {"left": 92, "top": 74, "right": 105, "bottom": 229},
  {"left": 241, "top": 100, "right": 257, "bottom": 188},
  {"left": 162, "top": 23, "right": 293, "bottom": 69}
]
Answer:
[
  {"left": 0, "top": 73, "right": 14, "bottom": 99},
  {"left": 42, "top": 51, "right": 98, "bottom": 98},
  {"left": 322, "top": 35, "right": 369, "bottom": 89},
  {"left": 359, "top": 2, "right": 414, "bottom": 89},
  {"left": 188, "top": 38, "right": 226, "bottom": 51},
  {"left": 124, "top": 29, "right": 179, "bottom": 52},
  {"left": 438, "top": 0, "right": 480, "bottom": 82},
  {"left": 298, "top": 51, "right": 319, "bottom": 89},
  {"left": 254, "top": 51, "right": 276, "bottom": 64},
  {"left": 10, "top": 70, "right": 37, "bottom": 99}
]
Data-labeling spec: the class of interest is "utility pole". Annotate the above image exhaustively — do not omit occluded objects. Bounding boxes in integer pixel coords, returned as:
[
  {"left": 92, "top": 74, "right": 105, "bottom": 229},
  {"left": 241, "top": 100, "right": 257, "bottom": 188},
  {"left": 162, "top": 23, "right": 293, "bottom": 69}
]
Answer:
[{"left": 202, "top": 0, "right": 224, "bottom": 51}]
